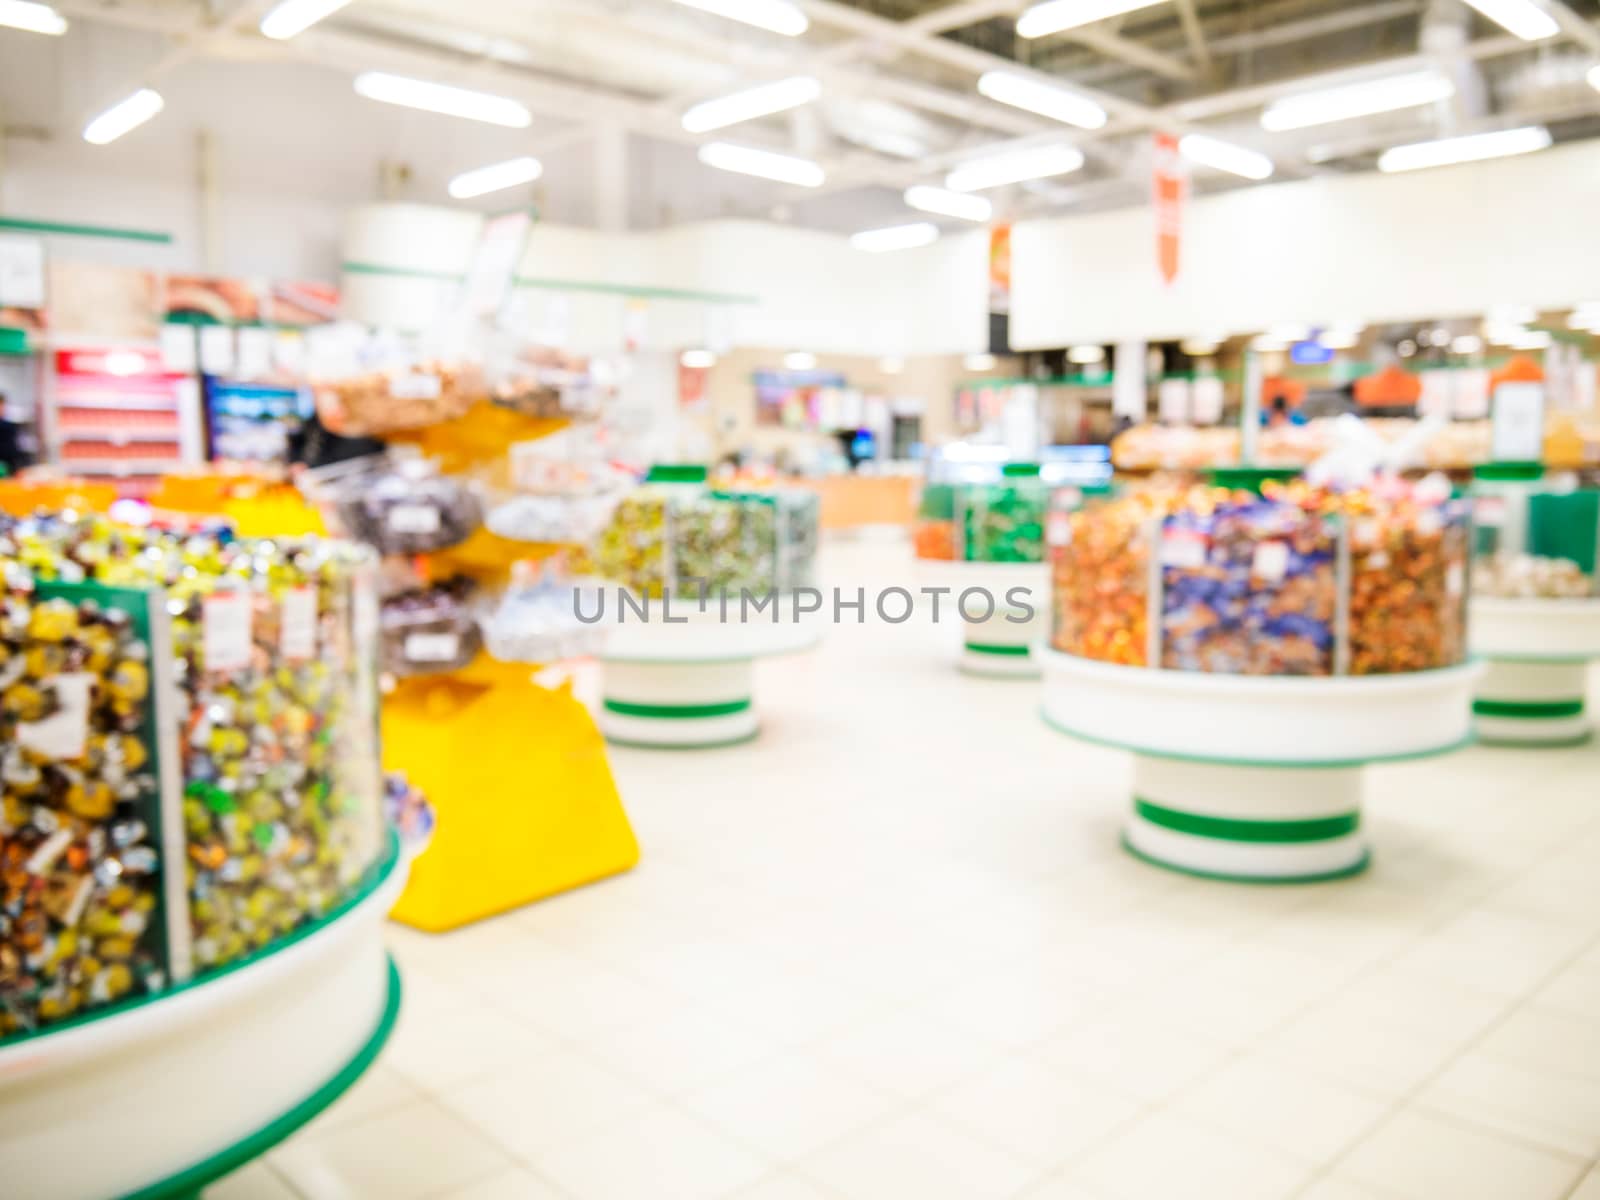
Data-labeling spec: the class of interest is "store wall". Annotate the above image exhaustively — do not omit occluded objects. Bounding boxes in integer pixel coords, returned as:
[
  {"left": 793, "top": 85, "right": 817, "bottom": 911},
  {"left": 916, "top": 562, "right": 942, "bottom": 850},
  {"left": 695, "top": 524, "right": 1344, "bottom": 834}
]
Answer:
[{"left": 1010, "top": 138, "right": 1600, "bottom": 349}]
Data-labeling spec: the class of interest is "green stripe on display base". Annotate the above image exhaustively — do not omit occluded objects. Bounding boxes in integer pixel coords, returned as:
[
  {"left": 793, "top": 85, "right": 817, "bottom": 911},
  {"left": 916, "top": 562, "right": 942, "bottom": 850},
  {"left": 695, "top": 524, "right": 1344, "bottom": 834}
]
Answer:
[
  {"left": 1121, "top": 834, "right": 1372, "bottom": 886},
  {"left": 966, "top": 642, "right": 1032, "bottom": 657},
  {"left": 0, "top": 217, "right": 172, "bottom": 244},
  {"left": 1473, "top": 698, "right": 1585, "bottom": 719},
  {"left": 513, "top": 276, "right": 760, "bottom": 306},
  {"left": 604, "top": 697, "right": 752, "bottom": 719},
  {"left": 341, "top": 261, "right": 466, "bottom": 282},
  {"left": 604, "top": 730, "right": 761, "bottom": 751},
  {"left": 1135, "top": 798, "right": 1360, "bottom": 844},
  {"left": 117, "top": 957, "right": 403, "bottom": 1200}
]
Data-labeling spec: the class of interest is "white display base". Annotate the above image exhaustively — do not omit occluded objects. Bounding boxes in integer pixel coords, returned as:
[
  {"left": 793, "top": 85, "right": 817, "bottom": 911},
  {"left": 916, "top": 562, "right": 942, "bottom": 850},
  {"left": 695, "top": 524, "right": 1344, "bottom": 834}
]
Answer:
[
  {"left": 1041, "top": 651, "right": 1479, "bottom": 882},
  {"left": 0, "top": 847, "right": 406, "bottom": 1200},
  {"left": 918, "top": 560, "right": 1049, "bottom": 679},
  {"left": 1469, "top": 598, "right": 1600, "bottom": 747},
  {"left": 1474, "top": 658, "right": 1592, "bottom": 746},
  {"left": 600, "top": 605, "right": 822, "bottom": 749}
]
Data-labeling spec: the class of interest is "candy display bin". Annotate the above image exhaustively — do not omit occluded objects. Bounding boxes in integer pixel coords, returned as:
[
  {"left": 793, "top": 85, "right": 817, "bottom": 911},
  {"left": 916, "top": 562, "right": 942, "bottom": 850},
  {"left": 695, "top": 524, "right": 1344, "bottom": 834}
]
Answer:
[
  {"left": 1468, "top": 464, "right": 1600, "bottom": 745},
  {"left": 589, "top": 466, "right": 824, "bottom": 748},
  {"left": 0, "top": 518, "right": 404, "bottom": 1198},
  {"left": 1042, "top": 482, "right": 1479, "bottom": 881}
]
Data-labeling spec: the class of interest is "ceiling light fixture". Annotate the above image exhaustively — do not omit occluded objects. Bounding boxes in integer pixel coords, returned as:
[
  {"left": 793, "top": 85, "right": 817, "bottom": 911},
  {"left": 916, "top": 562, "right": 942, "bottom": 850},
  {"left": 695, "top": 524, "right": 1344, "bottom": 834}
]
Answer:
[
  {"left": 964, "top": 353, "right": 998, "bottom": 371},
  {"left": 1320, "top": 330, "right": 1361, "bottom": 350},
  {"left": 1260, "top": 69, "right": 1454, "bottom": 132},
  {"left": 1180, "top": 338, "right": 1220, "bottom": 356},
  {"left": 904, "top": 185, "right": 993, "bottom": 223},
  {"left": 681, "top": 349, "right": 718, "bottom": 369},
  {"left": 1452, "top": 334, "right": 1484, "bottom": 354},
  {"left": 784, "top": 351, "right": 817, "bottom": 370},
  {"left": 259, "top": 0, "right": 349, "bottom": 39},
  {"left": 354, "top": 72, "right": 532, "bottom": 128},
  {"left": 1378, "top": 125, "right": 1552, "bottom": 173},
  {"left": 1589, "top": 64, "right": 1600, "bottom": 93},
  {"left": 83, "top": 89, "right": 164, "bottom": 145},
  {"left": 448, "top": 156, "right": 544, "bottom": 199},
  {"left": 1510, "top": 330, "right": 1554, "bottom": 350},
  {"left": 976, "top": 70, "right": 1107, "bottom": 130},
  {"left": 1068, "top": 344, "right": 1106, "bottom": 364},
  {"left": 682, "top": 76, "right": 821, "bottom": 133},
  {"left": 669, "top": 0, "right": 808, "bottom": 36},
  {"left": 0, "top": 0, "right": 67, "bottom": 35},
  {"left": 850, "top": 222, "right": 940, "bottom": 253},
  {"left": 698, "top": 141, "right": 825, "bottom": 187},
  {"left": 946, "top": 143, "right": 1084, "bottom": 191},
  {"left": 1017, "top": 0, "right": 1167, "bottom": 39},
  {"left": 1459, "top": 0, "right": 1559, "bottom": 41},
  {"left": 1178, "top": 133, "right": 1274, "bottom": 180}
]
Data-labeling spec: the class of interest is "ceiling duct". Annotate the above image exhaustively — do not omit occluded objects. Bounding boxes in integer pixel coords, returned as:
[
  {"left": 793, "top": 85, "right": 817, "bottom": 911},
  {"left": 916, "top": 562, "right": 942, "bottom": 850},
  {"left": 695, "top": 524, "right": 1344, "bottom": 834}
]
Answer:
[{"left": 1421, "top": 0, "right": 1489, "bottom": 128}]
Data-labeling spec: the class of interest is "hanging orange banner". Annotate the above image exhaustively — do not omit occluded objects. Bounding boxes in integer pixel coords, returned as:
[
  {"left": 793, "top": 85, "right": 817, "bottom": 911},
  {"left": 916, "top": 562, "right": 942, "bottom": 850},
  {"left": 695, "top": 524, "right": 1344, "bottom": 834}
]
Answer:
[
  {"left": 988, "top": 222, "right": 1012, "bottom": 314},
  {"left": 1152, "top": 132, "right": 1184, "bottom": 286}
]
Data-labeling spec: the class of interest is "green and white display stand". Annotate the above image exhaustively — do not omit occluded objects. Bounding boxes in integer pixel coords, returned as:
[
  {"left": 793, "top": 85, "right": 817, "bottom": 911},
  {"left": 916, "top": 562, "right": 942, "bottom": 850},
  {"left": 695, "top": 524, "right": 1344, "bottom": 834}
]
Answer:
[
  {"left": 918, "top": 560, "right": 1049, "bottom": 678},
  {"left": 1041, "top": 651, "right": 1481, "bottom": 882},
  {"left": 599, "top": 606, "right": 822, "bottom": 748},
  {"left": 0, "top": 841, "right": 407, "bottom": 1200},
  {"left": 1470, "top": 598, "right": 1600, "bottom": 745}
]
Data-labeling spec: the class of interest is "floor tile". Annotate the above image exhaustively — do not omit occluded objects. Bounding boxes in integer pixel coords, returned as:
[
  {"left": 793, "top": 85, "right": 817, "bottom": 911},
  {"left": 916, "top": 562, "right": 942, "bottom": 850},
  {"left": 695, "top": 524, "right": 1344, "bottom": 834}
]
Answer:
[
  {"left": 1039, "top": 1015, "right": 1236, "bottom": 1104},
  {"left": 1335, "top": 1109, "right": 1585, "bottom": 1200},
  {"left": 436, "top": 1166, "right": 569, "bottom": 1199},
  {"left": 1070, "top": 1110, "right": 1312, "bottom": 1200},
  {"left": 926, "top": 1056, "right": 1142, "bottom": 1168},
  {"left": 681, "top": 1052, "right": 899, "bottom": 1161},
  {"left": 727, "top": 1175, "right": 841, "bottom": 1199},
  {"left": 270, "top": 1099, "right": 511, "bottom": 1200},
  {"left": 797, "top": 1111, "right": 1040, "bottom": 1200},
  {"left": 1169, "top": 1053, "right": 1390, "bottom": 1165},
  {"left": 1570, "top": 1165, "right": 1600, "bottom": 1200},
  {"left": 206, "top": 1162, "right": 300, "bottom": 1200},
  {"left": 809, "top": 1008, "right": 998, "bottom": 1099},
  {"left": 533, "top": 1105, "right": 771, "bottom": 1200},
  {"left": 1390, "top": 908, "right": 1591, "bottom": 1001},
  {"left": 585, "top": 1005, "right": 783, "bottom": 1095},
  {"left": 297, "top": 1063, "right": 421, "bottom": 1137},
  {"left": 382, "top": 992, "right": 560, "bottom": 1093},
  {"left": 1419, "top": 1051, "right": 1600, "bottom": 1158},
  {"left": 1473, "top": 1005, "right": 1600, "bottom": 1083}
]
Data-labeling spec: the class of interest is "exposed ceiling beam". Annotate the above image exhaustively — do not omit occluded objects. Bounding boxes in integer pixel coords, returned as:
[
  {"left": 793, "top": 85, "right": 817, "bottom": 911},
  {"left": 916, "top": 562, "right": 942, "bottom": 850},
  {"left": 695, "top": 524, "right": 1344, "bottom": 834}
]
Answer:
[
  {"left": 1172, "top": 0, "right": 1213, "bottom": 72},
  {"left": 1543, "top": 0, "right": 1600, "bottom": 54}
]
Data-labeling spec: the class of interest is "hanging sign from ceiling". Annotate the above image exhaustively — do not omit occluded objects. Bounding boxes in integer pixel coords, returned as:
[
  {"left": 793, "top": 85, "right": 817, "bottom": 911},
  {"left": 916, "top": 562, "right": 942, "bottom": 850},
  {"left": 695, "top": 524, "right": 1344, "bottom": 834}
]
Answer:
[{"left": 1152, "top": 132, "right": 1185, "bottom": 287}]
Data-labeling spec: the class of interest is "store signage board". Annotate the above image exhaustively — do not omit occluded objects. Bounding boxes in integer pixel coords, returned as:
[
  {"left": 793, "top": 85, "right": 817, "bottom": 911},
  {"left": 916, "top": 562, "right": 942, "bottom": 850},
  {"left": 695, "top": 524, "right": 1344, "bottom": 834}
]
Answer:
[
  {"left": 1292, "top": 341, "right": 1334, "bottom": 365},
  {"left": 1152, "top": 133, "right": 1184, "bottom": 287},
  {"left": 461, "top": 210, "right": 533, "bottom": 323},
  {"left": 1491, "top": 381, "right": 1545, "bottom": 463},
  {"left": 0, "top": 236, "right": 46, "bottom": 308}
]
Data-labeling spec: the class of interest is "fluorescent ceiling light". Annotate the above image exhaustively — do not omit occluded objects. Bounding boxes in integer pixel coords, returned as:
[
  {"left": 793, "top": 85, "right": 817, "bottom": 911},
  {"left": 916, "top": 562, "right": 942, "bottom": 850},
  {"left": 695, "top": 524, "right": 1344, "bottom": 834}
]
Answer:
[
  {"left": 1178, "top": 133, "right": 1273, "bottom": 180},
  {"left": 1069, "top": 344, "right": 1106, "bottom": 364},
  {"left": 83, "top": 89, "right": 164, "bottom": 145},
  {"left": 1510, "top": 330, "right": 1553, "bottom": 350},
  {"left": 1459, "top": 0, "right": 1559, "bottom": 41},
  {"left": 681, "top": 349, "right": 717, "bottom": 368},
  {"left": 0, "top": 0, "right": 67, "bottom": 35},
  {"left": 1268, "top": 322, "right": 1310, "bottom": 342},
  {"left": 682, "top": 76, "right": 821, "bottom": 133},
  {"left": 1252, "top": 335, "right": 1288, "bottom": 351},
  {"left": 946, "top": 143, "right": 1084, "bottom": 191},
  {"left": 1452, "top": 334, "right": 1483, "bottom": 354},
  {"left": 1590, "top": 64, "right": 1600, "bottom": 93},
  {"left": 1320, "top": 331, "right": 1361, "bottom": 350},
  {"left": 977, "top": 70, "right": 1106, "bottom": 130},
  {"left": 784, "top": 351, "right": 817, "bottom": 370},
  {"left": 879, "top": 356, "right": 906, "bottom": 374},
  {"left": 1397, "top": 339, "right": 1418, "bottom": 357},
  {"left": 354, "top": 72, "right": 531, "bottom": 128},
  {"left": 1485, "top": 322, "right": 1532, "bottom": 343},
  {"left": 259, "top": 0, "right": 349, "bottom": 39},
  {"left": 1261, "top": 69, "right": 1454, "bottom": 132},
  {"left": 698, "top": 141, "right": 825, "bottom": 187},
  {"left": 1018, "top": 0, "right": 1166, "bottom": 39},
  {"left": 904, "top": 185, "right": 993, "bottom": 223},
  {"left": 850, "top": 222, "right": 939, "bottom": 253},
  {"left": 1180, "top": 338, "right": 1219, "bottom": 356},
  {"left": 669, "top": 0, "right": 807, "bottom": 36},
  {"left": 964, "top": 353, "right": 998, "bottom": 371},
  {"left": 448, "top": 156, "right": 543, "bottom": 199},
  {"left": 1378, "top": 125, "right": 1551, "bottom": 173},
  {"left": 1488, "top": 304, "right": 1538, "bottom": 325}
]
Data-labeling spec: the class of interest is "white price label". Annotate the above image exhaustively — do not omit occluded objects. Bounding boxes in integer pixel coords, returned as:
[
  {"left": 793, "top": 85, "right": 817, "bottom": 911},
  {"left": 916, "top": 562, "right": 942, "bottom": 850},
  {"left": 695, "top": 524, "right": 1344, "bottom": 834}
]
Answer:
[
  {"left": 387, "top": 504, "right": 442, "bottom": 535},
  {"left": 1446, "top": 562, "right": 1464, "bottom": 596},
  {"left": 1160, "top": 530, "right": 1208, "bottom": 569},
  {"left": 1047, "top": 512, "right": 1073, "bottom": 547},
  {"left": 280, "top": 586, "right": 318, "bottom": 661},
  {"left": 390, "top": 372, "right": 442, "bottom": 400},
  {"left": 203, "top": 592, "right": 254, "bottom": 672},
  {"left": 404, "top": 632, "right": 460, "bottom": 663},
  {"left": 1251, "top": 540, "right": 1289, "bottom": 583},
  {"left": 16, "top": 673, "right": 95, "bottom": 761}
]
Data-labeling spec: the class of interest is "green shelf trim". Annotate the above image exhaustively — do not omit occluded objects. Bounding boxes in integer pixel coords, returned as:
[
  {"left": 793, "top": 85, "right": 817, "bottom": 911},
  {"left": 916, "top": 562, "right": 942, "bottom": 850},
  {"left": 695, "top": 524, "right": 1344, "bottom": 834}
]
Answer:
[
  {"left": 0, "top": 216, "right": 172, "bottom": 244},
  {"left": 341, "top": 261, "right": 466, "bottom": 283},
  {"left": 1473, "top": 461, "right": 1545, "bottom": 482},
  {"left": 604, "top": 730, "right": 760, "bottom": 750},
  {"left": 1001, "top": 463, "right": 1042, "bottom": 478},
  {"left": 1477, "top": 730, "right": 1594, "bottom": 749},
  {"left": 1121, "top": 834, "right": 1371, "bottom": 886},
  {"left": 603, "top": 697, "right": 752, "bottom": 719},
  {"left": 1473, "top": 698, "right": 1585, "bottom": 719},
  {"left": 118, "top": 956, "right": 403, "bottom": 1200},
  {"left": 965, "top": 642, "right": 1032, "bottom": 657},
  {"left": 514, "top": 275, "right": 760, "bottom": 306},
  {"left": 0, "top": 831, "right": 401, "bottom": 1052},
  {"left": 646, "top": 464, "right": 709, "bottom": 484},
  {"left": 1135, "top": 798, "right": 1359, "bottom": 844},
  {"left": 0, "top": 326, "right": 29, "bottom": 356}
]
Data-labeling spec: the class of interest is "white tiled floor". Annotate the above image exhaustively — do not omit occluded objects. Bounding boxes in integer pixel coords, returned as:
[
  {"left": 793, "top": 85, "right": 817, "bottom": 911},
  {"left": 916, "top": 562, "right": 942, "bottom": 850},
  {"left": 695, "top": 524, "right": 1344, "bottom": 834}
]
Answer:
[{"left": 222, "top": 538, "right": 1600, "bottom": 1200}]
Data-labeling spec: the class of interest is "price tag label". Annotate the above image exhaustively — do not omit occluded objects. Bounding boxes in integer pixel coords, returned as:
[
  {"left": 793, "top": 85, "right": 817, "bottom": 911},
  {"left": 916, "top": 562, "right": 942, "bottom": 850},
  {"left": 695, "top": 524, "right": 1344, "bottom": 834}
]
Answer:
[
  {"left": 1047, "top": 512, "right": 1073, "bottom": 547},
  {"left": 405, "top": 632, "right": 460, "bottom": 663},
  {"left": 16, "top": 673, "right": 94, "bottom": 760},
  {"left": 280, "top": 586, "right": 317, "bottom": 661},
  {"left": 1160, "top": 529, "right": 1208, "bottom": 569},
  {"left": 203, "top": 592, "right": 254, "bottom": 672},
  {"left": 1446, "top": 562, "right": 1464, "bottom": 596},
  {"left": 387, "top": 504, "right": 442, "bottom": 535},
  {"left": 390, "top": 373, "right": 442, "bottom": 400},
  {"left": 1252, "top": 540, "right": 1289, "bottom": 583}
]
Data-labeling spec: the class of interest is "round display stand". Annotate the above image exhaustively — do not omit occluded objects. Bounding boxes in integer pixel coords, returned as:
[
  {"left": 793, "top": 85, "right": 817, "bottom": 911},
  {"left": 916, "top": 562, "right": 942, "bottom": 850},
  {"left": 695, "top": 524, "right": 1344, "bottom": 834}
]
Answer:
[
  {"left": 917, "top": 560, "right": 1049, "bottom": 678},
  {"left": 1041, "top": 651, "right": 1481, "bottom": 883},
  {"left": 0, "top": 839, "right": 407, "bottom": 1200},
  {"left": 599, "top": 604, "right": 823, "bottom": 748},
  {"left": 1469, "top": 597, "right": 1600, "bottom": 746}
]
